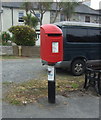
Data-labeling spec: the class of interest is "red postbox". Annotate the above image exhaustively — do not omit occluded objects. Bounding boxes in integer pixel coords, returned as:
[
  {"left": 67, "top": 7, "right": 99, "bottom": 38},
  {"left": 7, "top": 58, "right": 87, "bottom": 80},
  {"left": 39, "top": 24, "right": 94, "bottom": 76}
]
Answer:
[{"left": 40, "top": 24, "right": 63, "bottom": 63}]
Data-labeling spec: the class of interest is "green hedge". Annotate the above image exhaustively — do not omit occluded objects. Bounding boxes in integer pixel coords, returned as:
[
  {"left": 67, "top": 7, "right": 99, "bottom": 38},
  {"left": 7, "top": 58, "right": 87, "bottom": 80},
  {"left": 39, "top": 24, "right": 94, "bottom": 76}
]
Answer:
[{"left": 9, "top": 25, "right": 37, "bottom": 46}]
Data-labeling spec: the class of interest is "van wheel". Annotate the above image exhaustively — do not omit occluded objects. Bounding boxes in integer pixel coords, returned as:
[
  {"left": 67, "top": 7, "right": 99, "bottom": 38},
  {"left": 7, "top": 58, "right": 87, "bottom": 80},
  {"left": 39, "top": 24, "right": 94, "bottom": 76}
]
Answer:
[{"left": 71, "top": 59, "right": 86, "bottom": 76}]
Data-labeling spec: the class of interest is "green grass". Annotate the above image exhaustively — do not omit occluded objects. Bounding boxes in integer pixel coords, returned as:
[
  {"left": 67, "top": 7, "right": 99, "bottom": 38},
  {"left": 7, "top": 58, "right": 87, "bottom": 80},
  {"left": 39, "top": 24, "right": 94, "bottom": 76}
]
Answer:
[
  {"left": 0, "top": 55, "right": 40, "bottom": 59},
  {"left": 2, "top": 81, "right": 13, "bottom": 85},
  {"left": 0, "top": 55, "right": 29, "bottom": 59}
]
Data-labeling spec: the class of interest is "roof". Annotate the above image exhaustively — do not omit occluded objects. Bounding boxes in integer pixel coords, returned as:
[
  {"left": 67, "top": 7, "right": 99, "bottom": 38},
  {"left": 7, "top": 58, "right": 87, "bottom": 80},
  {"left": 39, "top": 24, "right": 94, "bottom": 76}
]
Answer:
[
  {"left": 54, "top": 21, "right": 101, "bottom": 28},
  {"left": 82, "top": 1, "right": 91, "bottom": 7},
  {"left": 2, "top": 2, "right": 38, "bottom": 9},
  {"left": 75, "top": 4, "right": 100, "bottom": 15},
  {"left": 96, "top": 9, "right": 101, "bottom": 15},
  {"left": 49, "top": 3, "right": 100, "bottom": 16},
  {"left": 2, "top": 2, "right": 100, "bottom": 15},
  {"left": 2, "top": 2, "right": 22, "bottom": 8}
]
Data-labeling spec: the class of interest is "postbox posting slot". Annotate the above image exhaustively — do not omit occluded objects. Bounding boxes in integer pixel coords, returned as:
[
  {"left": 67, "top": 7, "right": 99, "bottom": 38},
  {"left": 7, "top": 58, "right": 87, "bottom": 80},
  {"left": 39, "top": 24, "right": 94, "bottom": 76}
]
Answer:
[{"left": 48, "top": 34, "right": 62, "bottom": 37}]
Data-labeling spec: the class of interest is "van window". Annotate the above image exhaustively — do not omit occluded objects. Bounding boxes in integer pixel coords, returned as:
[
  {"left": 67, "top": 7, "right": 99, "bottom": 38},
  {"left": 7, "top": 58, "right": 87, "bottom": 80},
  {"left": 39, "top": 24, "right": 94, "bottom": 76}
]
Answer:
[
  {"left": 66, "top": 27, "right": 101, "bottom": 43},
  {"left": 88, "top": 28, "right": 101, "bottom": 43},
  {"left": 66, "top": 27, "right": 87, "bottom": 42}
]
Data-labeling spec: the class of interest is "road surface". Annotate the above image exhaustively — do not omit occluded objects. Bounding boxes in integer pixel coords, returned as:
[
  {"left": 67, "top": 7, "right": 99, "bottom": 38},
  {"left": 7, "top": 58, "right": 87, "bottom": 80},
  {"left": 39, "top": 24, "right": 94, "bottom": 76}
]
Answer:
[{"left": 2, "top": 58, "right": 47, "bottom": 83}]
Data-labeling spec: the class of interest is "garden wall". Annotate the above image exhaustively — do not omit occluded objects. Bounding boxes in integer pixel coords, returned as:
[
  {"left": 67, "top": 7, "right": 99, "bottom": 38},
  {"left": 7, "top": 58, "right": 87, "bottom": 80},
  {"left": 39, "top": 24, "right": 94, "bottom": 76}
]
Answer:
[
  {"left": 21, "top": 46, "right": 40, "bottom": 57},
  {"left": 0, "top": 46, "right": 13, "bottom": 55},
  {"left": 0, "top": 46, "right": 40, "bottom": 57}
]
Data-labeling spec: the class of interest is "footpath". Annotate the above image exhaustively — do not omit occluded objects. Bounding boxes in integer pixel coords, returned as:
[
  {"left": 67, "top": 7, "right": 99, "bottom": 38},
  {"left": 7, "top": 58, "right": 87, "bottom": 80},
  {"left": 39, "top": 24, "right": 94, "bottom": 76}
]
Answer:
[{"left": 2, "top": 94, "right": 100, "bottom": 119}]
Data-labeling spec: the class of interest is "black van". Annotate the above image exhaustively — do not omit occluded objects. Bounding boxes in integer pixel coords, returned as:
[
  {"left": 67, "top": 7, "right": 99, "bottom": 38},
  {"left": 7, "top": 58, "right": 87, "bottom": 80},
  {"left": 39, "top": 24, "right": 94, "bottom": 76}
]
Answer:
[{"left": 53, "top": 21, "right": 101, "bottom": 76}]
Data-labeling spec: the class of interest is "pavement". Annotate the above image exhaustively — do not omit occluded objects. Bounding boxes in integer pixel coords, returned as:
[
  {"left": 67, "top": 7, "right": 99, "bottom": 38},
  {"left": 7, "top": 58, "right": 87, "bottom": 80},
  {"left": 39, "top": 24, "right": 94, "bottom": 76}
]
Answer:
[
  {"left": 2, "top": 95, "right": 100, "bottom": 118},
  {"left": 1, "top": 58, "right": 101, "bottom": 119}
]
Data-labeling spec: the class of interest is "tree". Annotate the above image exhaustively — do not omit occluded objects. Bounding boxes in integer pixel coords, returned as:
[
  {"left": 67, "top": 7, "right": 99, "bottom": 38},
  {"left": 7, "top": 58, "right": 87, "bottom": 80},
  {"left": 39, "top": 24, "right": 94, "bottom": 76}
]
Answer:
[
  {"left": 51, "top": 1, "right": 63, "bottom": 23},
  {"left": 51, "top": 1, "right": 79, "bottom": 23},
  {"left": 23, "top": 13, "right": 38, "bottom": 28},
  {"left": 22, "top": 2, "right": 32, "bottom": 15},
  {"left": 30, "top": 2, "right": 52, "bottom": 25},
  {"left": 22, "top": 2, "right": 52, "bottom": 26},
  {"left": 61, "top": 2, "right": 79, "bottom": 21}
]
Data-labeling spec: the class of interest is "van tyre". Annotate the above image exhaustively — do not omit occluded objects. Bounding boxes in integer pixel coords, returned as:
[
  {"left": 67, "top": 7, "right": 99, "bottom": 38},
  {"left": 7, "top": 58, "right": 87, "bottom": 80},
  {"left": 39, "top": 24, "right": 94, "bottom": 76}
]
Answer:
[{"left": 71, "top": 59, "right": 86, "bottom": 76}]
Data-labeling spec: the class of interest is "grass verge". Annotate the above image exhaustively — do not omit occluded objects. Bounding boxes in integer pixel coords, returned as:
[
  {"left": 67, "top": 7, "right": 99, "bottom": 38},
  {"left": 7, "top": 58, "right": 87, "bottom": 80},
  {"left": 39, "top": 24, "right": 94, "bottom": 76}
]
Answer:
[
  {"left": 0, "top": 55, "right": 33, "bottom": 59},
  {"left": 0, "top": 56, "right": 20, "bottom": 59},
  {"left": 3, "top": 75, "right": 84, "bottom": 105}
]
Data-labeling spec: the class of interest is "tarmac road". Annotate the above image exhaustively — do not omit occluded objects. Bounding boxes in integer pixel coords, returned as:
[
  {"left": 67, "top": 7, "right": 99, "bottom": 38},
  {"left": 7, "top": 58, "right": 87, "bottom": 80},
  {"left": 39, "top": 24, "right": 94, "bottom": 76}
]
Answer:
[{"left": 2, "top": 58, "right": 47, "bottom": 83}]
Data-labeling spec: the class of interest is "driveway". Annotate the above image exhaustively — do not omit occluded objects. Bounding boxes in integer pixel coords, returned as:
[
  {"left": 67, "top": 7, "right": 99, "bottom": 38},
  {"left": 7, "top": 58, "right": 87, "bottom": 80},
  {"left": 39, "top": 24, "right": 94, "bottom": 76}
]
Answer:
[{"left": 2, "top": 58, "right": 47, "bottom": 83}]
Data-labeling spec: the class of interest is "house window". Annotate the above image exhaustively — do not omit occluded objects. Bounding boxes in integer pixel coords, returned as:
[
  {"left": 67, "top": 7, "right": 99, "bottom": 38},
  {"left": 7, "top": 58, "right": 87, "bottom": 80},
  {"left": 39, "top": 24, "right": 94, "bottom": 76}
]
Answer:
[
  {"left": 85, "top": 16, "right": 90, "bottom": 23},
  {"left": 60, "top": 14, "right": 65, "bottom": 21},
  {"left": 35, "top": 13, "right": 40, "bottom": 18},
  {"left": 18, "top": 12, "right": 24, "bottom": 22}
]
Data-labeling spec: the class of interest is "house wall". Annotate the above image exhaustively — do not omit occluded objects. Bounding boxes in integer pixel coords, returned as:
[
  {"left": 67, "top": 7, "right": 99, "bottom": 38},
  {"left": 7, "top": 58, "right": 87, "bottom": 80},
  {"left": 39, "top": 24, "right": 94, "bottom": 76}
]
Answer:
[
  {"left": 2, "top": 8, "right": 12, "bottom": 31},
  {"left": 13, "top": 8, "right": 25, "bottom": 26},
  {"left": 50, "top": 11, "right": 60, "bottom": 23},
  {"left": 2, "top": 8, "right": 25, "bottom": 31},
  {"left": 50, "top": 11, "right": 100, "bottom": 24},
  {"left": 43, "top": 11, "right": 50, "bottom": 25},
  {"left": 2, "top": 7, "right": 50, "bottom": 32},
  {"left": 70, "top": 13, "right": 100, "bottom": 23}
]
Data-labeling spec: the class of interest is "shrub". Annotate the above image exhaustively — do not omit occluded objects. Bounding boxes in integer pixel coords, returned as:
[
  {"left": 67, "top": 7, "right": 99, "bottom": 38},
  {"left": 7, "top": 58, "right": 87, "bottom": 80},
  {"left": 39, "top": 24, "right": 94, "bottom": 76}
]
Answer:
[
  {"left": 9, "top": 25, "right": 37, "bottom": 46},
  {"left": 23, "top": 13, "right": 38, "bottom": 28},
  {"left": 2, "top": 32, "right": 11, "bottom": 43}
]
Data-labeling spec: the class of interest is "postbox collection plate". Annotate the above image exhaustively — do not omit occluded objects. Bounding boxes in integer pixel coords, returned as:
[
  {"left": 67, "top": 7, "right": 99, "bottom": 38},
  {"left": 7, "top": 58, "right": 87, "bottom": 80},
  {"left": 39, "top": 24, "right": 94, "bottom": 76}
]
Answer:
[{"left": 52, "top": 42, "right": 59, "bottom": 53}]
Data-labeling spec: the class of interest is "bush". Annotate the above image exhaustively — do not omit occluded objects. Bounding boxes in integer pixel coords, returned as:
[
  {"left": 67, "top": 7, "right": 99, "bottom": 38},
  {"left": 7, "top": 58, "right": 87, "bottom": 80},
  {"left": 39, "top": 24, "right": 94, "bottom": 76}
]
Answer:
[
  {"left": 2, "top": 32, "right": 11, "bottom": 43},
  {"left": 23, "top": 13, "right": 38, "bottom": 28},
  {"left": 9, "top": 25, "right": 37, "bottom": 46}
]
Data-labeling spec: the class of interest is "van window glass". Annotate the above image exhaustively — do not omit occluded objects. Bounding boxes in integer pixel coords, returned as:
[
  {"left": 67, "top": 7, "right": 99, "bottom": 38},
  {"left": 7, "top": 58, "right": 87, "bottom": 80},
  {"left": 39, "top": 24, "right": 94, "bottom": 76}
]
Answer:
[
  {"left": 66, "top": 27, "right": 101, "bottom": 43},
  {"left": 66, "top": 27, "right": 87, "bottom": 42},
  {"left": 88, "top": 28, "right": 100, "bottom": 42}
]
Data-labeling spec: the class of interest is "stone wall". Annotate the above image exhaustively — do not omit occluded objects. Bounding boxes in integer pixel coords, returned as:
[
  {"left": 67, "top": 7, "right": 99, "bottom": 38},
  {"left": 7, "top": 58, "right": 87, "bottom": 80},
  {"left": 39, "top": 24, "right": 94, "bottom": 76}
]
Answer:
[
  {"left": 0, "top": 46, "right": 40, "bottom": 57},
  {"left": 21, "top": 46, "right": 40, "bottom": 57},
  {"left": 0, "top": 46, "right": 13, "bottom": 55}
]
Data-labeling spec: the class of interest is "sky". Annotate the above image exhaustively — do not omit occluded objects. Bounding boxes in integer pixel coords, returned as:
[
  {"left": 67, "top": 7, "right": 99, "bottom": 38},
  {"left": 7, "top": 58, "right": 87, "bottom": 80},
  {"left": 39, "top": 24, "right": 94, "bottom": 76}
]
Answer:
[{"left": 91, "top": 0, "right": 101, "bottom": 9}]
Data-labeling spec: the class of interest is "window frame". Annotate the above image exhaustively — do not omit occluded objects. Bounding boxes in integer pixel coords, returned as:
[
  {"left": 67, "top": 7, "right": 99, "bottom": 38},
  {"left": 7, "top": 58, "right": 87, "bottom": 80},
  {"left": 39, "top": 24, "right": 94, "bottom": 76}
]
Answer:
[{"left": 18, "top": 11, "right": 24, "bottom": 23}]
